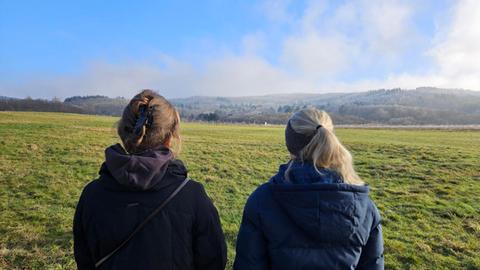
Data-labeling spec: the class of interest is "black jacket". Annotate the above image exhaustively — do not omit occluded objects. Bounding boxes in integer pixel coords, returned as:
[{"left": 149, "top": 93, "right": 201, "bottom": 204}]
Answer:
[
  {"left": 234, "top": 161, "right": 384, "bottom": 270},
  {"left": 73, "top": 144, "right": 227, "bottom": 270}
]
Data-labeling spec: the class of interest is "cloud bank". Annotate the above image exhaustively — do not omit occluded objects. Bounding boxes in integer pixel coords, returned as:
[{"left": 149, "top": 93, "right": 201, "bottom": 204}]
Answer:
[{"left": 1, "top": 0, "right": 479, "bottom": 99}]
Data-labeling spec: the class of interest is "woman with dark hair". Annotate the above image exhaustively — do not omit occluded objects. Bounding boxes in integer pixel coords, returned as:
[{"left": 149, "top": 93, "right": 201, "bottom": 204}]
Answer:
[
  {"left": 234, "top": 108, "right": 384, "bottom": 270},
  {"left": 73, "top": 90, "right": 227, "bottom": 270}
]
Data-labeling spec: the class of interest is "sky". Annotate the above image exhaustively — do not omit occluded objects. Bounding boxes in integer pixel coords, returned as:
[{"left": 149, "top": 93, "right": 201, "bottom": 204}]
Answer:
[{"left": 1, "top": 0, "right": 479, "bottom": 99}]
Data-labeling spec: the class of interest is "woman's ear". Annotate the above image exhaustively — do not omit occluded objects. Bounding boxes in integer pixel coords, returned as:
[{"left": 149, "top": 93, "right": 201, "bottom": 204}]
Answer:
[{"left": 163, "top": 137, "right": 171, "bottom": 148}]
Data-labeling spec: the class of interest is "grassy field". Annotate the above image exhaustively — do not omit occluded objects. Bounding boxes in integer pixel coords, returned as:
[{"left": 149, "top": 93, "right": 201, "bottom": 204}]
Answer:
[{"left": 0, "top": 111, "right": 479, "bottom": 270}]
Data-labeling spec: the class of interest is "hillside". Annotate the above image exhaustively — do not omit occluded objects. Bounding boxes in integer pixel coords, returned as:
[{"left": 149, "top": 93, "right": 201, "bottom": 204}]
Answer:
[
  {"left": 171, "top": 87, "right": 480, "bottom": 124},
  {"left": 1, "top": 87, "right": 479, "bottom": 125},
  {"left": 63, "top": 95, "right": 127, "bottom": 116}
]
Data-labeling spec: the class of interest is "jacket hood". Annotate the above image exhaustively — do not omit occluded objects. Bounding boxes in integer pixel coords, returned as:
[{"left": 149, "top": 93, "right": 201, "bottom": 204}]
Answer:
[
  {"left": 270, "top": 160, "right": 343, "bottom": 185},
  {"left": 103, "top": 143, "right": 174, "bottom": 190},
  {"left": 270, "top": 161, "right": 370, "bottom": 244}
]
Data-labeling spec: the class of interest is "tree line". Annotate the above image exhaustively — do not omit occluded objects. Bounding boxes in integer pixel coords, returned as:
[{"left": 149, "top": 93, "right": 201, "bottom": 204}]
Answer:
[{"left": 2, "top": 88, "right": 480, "bottom": 125}]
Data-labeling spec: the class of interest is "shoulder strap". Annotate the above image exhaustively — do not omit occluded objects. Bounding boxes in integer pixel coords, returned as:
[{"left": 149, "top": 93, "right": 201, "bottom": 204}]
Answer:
[{"left": 95, "top": 177, "right": 191, "bottom": 268}]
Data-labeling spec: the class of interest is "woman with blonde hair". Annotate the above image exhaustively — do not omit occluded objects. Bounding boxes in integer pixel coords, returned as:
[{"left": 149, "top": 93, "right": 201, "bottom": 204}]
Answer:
[
  {"left": 234, "top": 108, "right": 384, "bottom": 270},
  {"left": 73, "top": 90, "right": 227, "bottom": 270}
]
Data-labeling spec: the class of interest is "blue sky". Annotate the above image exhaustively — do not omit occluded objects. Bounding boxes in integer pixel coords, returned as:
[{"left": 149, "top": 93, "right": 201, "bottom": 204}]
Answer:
[{"left": 1, "top": 0, "right": 479, "bottom": 99}]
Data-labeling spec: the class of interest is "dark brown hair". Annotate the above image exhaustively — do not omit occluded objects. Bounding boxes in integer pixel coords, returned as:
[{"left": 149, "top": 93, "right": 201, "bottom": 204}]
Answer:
[{"left": 118, "top": 89, "right": 180, "bottom": 154}]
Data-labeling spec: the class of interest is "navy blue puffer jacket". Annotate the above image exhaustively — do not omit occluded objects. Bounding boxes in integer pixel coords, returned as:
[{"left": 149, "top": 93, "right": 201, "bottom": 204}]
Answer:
[{"left": 234, "top": 161, "right": 384, "bottom": 270}]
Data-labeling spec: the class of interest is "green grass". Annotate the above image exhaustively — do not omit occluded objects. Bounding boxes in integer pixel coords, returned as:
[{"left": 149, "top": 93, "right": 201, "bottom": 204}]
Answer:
[{"left": 1, "top": 111, "right": 479, "bottom": 270}]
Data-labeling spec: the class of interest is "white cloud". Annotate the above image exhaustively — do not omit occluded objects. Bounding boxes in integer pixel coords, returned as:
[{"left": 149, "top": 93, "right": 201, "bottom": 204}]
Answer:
[
  {"left": 241, "top": 32, "right": 267, "bottom": 56},
  {"left": 429, "top": 0, "right": 480, "bottom": 81},
  {"left": 275, "top": 1, "right": 358, "bottom": 80},
  {"left": 300, "top": 0, "right": 328, "bottom": 33},
  {"left": 281, "top": 33, "right": 353, "bottom": 79},
  {"left": 260, "top": 0, "right": 293, "bottom": 23},
  {"left": 276, "top": 0, "right": 480, "bottom": 91},
  {"left": 375, "top": 0, "right": 480, "bottom": 90},
  {"left": 197, "top": 54, "right": 311, "bottom": 95},
  {"left": 277, "top": 0, "right": 420, "bottom": 81},
  {"left": 0, "top": 55, "right": 313, "bottom": 99},
  {"left": 360, "top": 0, "right": 415, "bottom": 56}
]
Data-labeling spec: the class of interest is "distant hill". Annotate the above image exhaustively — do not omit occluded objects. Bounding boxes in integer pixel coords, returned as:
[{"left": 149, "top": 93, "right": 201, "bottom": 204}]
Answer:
[
  {"left": 64, "top": 95, "right": 128, "bottom": 116},
  {"left": 171, "top": 87, "right": 480, "bottom": 125},
  {"left": 0, "top": 96, "right": 84, "bottom": 114},
  {"left": 1, "top": 87, "right": 479, "bottom": 125}
]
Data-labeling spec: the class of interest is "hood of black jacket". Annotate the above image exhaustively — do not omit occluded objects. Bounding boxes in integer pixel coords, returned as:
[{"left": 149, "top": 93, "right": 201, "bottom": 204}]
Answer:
[
  {"left": 270, "top": 161, "right": 370, "bottom": 243},
  {"left": 101, "top": 143, "right": 185, "bottom": 191}
]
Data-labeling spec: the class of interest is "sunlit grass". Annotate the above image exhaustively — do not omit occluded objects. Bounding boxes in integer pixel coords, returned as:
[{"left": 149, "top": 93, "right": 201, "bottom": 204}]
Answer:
[{"left": 0, "top": 111, "right": 479, "bottom": 269}]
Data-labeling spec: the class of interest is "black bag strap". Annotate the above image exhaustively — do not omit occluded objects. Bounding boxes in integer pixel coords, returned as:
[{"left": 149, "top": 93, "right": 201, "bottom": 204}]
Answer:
[{"left": 95, "top": 177, "right": 190, "bottom": 268}]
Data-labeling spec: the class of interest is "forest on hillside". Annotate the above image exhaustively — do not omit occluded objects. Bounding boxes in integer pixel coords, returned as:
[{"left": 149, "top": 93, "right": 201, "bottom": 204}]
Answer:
[{"left": 1, "top": 87, "right": 480, "bottom": 125}]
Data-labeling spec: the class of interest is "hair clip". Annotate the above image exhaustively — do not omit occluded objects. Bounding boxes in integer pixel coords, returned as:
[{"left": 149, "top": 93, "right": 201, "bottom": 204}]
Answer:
[
  {"left": 145, "top": 106, "right": 155, "bottom": 128},
  {"left": 134, "top": 105, "right": 148, "bottom": 135}
]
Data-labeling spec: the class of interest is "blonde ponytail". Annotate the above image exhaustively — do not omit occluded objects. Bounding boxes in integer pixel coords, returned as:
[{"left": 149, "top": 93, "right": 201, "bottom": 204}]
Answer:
[{"left": 288, "top": 108, "right": 363, "bottom": 185}]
